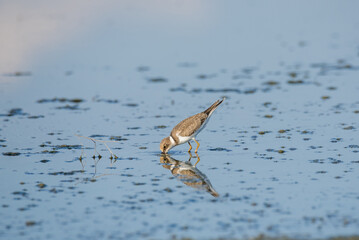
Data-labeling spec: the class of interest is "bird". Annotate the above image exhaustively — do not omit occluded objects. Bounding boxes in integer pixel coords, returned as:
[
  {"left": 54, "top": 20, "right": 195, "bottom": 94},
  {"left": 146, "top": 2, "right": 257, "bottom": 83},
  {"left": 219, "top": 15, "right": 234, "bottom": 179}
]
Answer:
[
  {"left": 160, "top": 154, "right": 219, "bottom": 197},
  {"left": 160, "top": 98, "right": 225, "bottom": 153}
]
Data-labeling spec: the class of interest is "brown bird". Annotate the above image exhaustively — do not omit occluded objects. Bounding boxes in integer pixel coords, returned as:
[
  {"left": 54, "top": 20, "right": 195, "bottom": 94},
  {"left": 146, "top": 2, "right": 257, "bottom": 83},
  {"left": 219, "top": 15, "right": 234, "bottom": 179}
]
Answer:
[{"left": 160, "top": 98, "right": 224, "bottom": 153}]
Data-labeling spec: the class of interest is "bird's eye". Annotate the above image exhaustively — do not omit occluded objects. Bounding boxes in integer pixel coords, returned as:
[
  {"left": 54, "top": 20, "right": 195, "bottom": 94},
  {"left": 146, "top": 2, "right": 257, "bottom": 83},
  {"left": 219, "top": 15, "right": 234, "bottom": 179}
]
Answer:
[{"left": 163, "top": 145, "right": 167, "bottom": 149}]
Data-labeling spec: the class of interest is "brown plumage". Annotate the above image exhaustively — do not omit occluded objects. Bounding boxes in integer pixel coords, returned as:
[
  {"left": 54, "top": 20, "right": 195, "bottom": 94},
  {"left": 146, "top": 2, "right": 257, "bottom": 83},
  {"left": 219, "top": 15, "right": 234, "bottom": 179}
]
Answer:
[
  {"left": 160, "top": 98, "right": 225, "bottom": 153},
  {"left": 170, "top": 113, "right": 207, "bottom": 143}
]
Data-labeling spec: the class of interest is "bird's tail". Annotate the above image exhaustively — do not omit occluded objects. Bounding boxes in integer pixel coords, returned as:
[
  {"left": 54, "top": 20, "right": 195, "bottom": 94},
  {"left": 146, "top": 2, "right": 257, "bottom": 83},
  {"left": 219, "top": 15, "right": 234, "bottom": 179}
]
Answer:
[{"left": 203, "top": 98, "right": 225, "bottom": 116}]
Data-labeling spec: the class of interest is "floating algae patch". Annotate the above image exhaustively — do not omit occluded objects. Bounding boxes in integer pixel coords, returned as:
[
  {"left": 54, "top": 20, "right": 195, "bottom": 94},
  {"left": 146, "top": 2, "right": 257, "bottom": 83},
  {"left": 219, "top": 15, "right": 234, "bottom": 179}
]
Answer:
[
  {"left": 53, "top": 144, "right": 82, "bottom": 150},
  {"left": 2, "top": 152, "right": 21, "bottom": 156},
  {"left": 205, "top": 88, "right": 241, "bottom": 94},
  {"left": 123, "top": 103, "right": 138, "bottom": 107},
  {"left": 208, "top": 147, "right": 232, "bottom": 152},
  {"left": 55, "top": 104, "right": 89, "bottom": 111},
  {"left": 27, "top": 115, "right": 45, "bottom": 119},
  {"left": 48, "top": 170, "right": 84, "bottom": 176},
  {"left": 93, "top": 97, "right": 119, "bottom": 104},
  {"left": 263, "top": 81, "right": 280, "bottom": 86},
  {"left": 148, "top": 77, "right": 167, "bottom": 83},
  {"left": 37, "top": 97, "right": 85, "bottom": 103},
  {"left": 0, "top": 108, "right": 28, "bottom": 117}
]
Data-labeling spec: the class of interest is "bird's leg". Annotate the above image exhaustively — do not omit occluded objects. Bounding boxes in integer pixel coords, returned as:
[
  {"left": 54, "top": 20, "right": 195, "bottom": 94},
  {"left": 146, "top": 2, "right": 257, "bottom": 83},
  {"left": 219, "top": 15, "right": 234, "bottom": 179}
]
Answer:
[
  {"left": 194, "top": 139, "right": 200, "bottom": 153},
  {"left": 188, "top": 141, "right": 192, "bottom": 152},
  {"left": 194, "top": 152, "right": 200, "bottom": 167},
  {"left": 187, "top": 151, "right": 193, "bottom": 162}
]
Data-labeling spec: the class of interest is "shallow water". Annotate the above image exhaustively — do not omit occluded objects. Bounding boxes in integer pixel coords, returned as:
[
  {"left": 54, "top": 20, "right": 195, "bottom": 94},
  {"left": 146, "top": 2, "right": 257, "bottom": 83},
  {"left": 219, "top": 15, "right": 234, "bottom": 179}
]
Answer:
[{"left": 1, "top": 1, "right": 359, "bottom": 239}]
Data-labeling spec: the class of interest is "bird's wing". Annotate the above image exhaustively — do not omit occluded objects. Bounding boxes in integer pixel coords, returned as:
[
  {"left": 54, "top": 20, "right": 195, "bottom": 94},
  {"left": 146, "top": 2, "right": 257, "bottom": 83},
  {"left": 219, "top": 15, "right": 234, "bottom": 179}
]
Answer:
[{"left": 171, "top": 113, "right": 207, "bottom": 137}]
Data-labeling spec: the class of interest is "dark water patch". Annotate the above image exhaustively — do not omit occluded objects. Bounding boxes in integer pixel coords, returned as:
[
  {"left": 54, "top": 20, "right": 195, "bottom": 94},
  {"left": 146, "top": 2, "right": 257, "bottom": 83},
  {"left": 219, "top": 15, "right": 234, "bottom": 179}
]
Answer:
[
  {"left": 2, "top": 152, "right": 21, "bottom": 156},
  {"left": 89, "top": 134, "right": 108, "bottom": 138},
  {"left": 55, "top": 104, "right": 89, "bottom": 111},
  {"left": 25, "top": 221, "right": 38, "bottom": 227},
  {"left": 41, "top": 150, "right": 59, "bottom": 154},
  {"left": 205, "top": 88, "right": 241, "bottom": 94},
  {"left": 121, "top": 174, "right": 133, "bottom": 177},
  {"left": 148, "top": 77, "right": 167, "bottom": 83},
  {"left": 154, "top": 125, "right": 167, "bottom": 129},
  {"left": 287, "top": 80, "right": 305, "bottom": 84},
  {"left": 289, "top": 72, "right": 298, "bottom": 78},
  {"left": 197, "top": 73, "right": 217, "bottom": 79},
  {"left": 53, "top": 144, "right": 82, "bottom": 150},
  {"left": 346, "top": 145, "right": 359, "bottom": 148},
  {"left": 110, "top": 136, "right": 128, "bottom": 141},
  {"left": 309, "top": 158, "right": 342, "bottom": 164},
  {"left": 311, "top": 60, "right": 359, "bottom": 74},
  {"left": 154, "top": 115, "right": 176, "bottom": 118},
  {"left": 117, "top": 157, "right": 139, "bottom": 161},
  {"left": 123, "top": 103, "right": 138, "bottom": 107},
  {"left": 49, "top": 188, "right": 64, "bottom": 193},
  {"left": 263, "top": 102, "right": 273, "bottom": 108},
  {"left": 263, "top": 80, "right": 280, "bottom": 86},
  {"left": 48, "top": 132, "right": 61, "bottom": 135},
  {"left": 243, "top": 88, "right": 257, "bottom": 94},
  {"left": 48, "top": 170, "right": 83, "bottom": 176},
  {"left": 0, "top": 108, "right": 28, "bottom": 117},
  {"left": 170, "top": 86, "right": 186, "bottom": 92},
  {"left": 12, "top": 191, "right": 28, "bottom": 197},
  {"left": 93, "top": 97, "right": 119, "bottom": 104},
  {"left": 327, "top": 86, "right": 337, "bottom": 90},
  {"left": 65, "top": 70, "right": 73, "bottom": 76},
  {"left": 127, "top": 127, "right": 140, "bottom": 130},
  {"left": 208, "top": 147, "right": 231, "bottom": 152},
  {"left": 331, "top": 138, "right": 343, "bottom": 143},
  {"left": 37, "top": 97, "right": 85, "bottom": 103},
  {"left": 178, "top": 62, "right": 197, "bottom": 68},
  {"left": 4, "top": 71, "right": 32, "bottom": 77},
  {"left": 39, "top": 159, "right": 50, "bottom": 163},
  {"left": 133, "top": 182, "right": 146, "bottom": 186},
  {"left": 27, "top": 115, "right": 45, "bottom": 119},
  {"left": 137, "top": 65, "right": 150, "bottom": 72}
]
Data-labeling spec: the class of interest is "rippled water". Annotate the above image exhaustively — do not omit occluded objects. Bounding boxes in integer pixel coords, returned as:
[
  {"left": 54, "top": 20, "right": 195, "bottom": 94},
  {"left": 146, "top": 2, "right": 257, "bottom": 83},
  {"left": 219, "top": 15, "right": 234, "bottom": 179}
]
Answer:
[{"left": 1, "top": 1, "right": 359, "bottom": 239}]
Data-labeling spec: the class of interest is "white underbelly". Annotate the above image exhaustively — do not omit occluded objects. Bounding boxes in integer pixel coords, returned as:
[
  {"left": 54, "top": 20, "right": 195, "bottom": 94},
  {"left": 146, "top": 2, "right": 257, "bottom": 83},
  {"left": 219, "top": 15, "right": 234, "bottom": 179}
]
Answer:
[{"left": 177, "top": 134, "right": 193, "bottom": 144}]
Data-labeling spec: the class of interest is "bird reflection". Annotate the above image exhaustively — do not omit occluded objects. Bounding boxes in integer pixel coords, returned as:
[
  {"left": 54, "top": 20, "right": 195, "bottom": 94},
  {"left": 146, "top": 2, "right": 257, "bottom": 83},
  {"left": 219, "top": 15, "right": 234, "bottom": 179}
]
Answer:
[{"left": 160, "top": 153, "right": 219, "bottom": 197}]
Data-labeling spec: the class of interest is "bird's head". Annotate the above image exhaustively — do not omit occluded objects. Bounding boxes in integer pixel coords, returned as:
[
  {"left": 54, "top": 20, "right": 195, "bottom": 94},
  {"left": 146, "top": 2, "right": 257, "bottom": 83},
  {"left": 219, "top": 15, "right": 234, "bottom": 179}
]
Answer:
[{"left": 160, "top": 137, "right": 174, "bottom": 153}]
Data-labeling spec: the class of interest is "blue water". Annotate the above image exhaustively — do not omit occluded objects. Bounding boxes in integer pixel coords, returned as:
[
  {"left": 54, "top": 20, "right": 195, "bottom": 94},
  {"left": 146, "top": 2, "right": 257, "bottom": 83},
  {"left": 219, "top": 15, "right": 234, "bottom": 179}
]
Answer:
[{"left": 1, "top": 1, "right": 359, "bottom": 239}]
